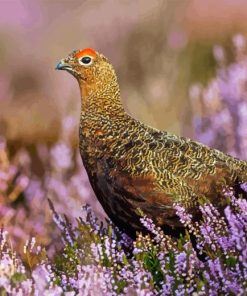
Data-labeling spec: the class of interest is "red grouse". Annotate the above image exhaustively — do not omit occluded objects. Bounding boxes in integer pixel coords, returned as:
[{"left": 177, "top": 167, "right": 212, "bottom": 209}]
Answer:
[{"left": 56, "top": 48, "right": 247, "bottom": 238}]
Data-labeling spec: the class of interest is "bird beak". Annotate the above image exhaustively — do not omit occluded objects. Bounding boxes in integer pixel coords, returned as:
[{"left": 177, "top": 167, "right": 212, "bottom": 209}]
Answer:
[{"left": 55, "top": 60, "right": 73, "bottom": 71}]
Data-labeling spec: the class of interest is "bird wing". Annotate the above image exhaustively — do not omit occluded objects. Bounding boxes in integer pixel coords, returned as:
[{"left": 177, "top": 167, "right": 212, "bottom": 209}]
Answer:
[
  {"left": 110, "top": 125, "right": 247, "bottom": 211},
  {"left": 144, "top": 129, "right": 247, "bottom": 206}
]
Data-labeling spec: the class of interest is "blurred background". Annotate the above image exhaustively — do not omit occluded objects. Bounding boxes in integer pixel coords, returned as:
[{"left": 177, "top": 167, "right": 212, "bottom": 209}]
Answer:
[{"left": 1, "top": 0, "right": 247, "bottom": 255}]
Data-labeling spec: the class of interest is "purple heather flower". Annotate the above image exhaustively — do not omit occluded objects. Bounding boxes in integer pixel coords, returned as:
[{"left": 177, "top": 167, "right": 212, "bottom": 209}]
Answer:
[
  {"left": 62, "top": 116, "right": 77, "bottom": 139},
  {"left": 175, "top": 251, "right": 187, "bottom": 274},
  {"left": 240, "top": 182, "right": 247, "bottom": 193},
  {"left": 162, "top": 275, "right": 175, "bottom": 295},
  {"left": 189, "top": 34, "right": 247, "bottom": 160},
  {"left": 16, "top": 175, "right": 29, "bottom": 189},
  {"left": 213, "top": 45, "right": 225, "bottom": 64},
  {"left": 50, "top": 143, "right": 72, "bottom": 170},
  {"left": 175, "top": 204, "right": 192, "bottom": 226},
  {"left": 233, "top": 34, "right": 246, "bottom": 53}
]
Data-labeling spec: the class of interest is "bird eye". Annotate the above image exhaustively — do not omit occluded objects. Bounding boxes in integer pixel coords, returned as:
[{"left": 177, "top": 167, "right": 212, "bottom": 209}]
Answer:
[{"left": 79, "top": 56, "right": 92, "bottom": 66}]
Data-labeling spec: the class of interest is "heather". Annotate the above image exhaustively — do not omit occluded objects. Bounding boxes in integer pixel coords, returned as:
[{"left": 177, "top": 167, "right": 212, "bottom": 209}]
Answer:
[
  {"left": 1, "top": 32, "right": 247, "bottom": 296},
  {"left": 1, "top": 164, "right": 247, "bottom": 294},
  {"left": 190, "top": 34, "right": 247, "bottom": 160}
]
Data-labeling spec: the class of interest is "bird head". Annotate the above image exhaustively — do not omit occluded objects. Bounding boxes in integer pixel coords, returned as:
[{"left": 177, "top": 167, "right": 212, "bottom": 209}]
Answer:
[{"left": 56, "top": 48, "right": 118, "bottom": 98}]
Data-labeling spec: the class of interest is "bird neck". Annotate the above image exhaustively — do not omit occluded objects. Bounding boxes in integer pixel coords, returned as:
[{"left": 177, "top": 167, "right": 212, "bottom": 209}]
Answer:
[{"left": 79, "top": 80, "right": 125, "bottom": 118}]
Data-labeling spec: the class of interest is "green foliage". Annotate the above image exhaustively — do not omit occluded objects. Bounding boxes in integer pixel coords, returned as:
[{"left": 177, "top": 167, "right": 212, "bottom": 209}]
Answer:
[{"left": 11, "top": 272, "right": 27, "bottom": 284}]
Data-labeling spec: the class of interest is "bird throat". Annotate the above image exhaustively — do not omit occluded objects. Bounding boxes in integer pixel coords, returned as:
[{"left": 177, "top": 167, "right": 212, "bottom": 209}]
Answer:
[
  {"left": 79, "top": 80, "right": 125, "bottom": 118},
  {"left": 78, "top": 78, "right": 127, "bottom": 160}
]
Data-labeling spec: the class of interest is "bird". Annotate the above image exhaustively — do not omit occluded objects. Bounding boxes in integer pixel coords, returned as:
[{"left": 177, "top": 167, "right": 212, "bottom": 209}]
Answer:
[{"left": 56, "top": 48, "right": 247, "bottom": 239}]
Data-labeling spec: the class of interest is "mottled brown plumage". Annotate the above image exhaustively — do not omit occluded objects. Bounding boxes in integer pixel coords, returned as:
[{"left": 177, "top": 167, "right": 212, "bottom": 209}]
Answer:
[{"left": 56, "top": 48, "right": 247, "bottom": 238}]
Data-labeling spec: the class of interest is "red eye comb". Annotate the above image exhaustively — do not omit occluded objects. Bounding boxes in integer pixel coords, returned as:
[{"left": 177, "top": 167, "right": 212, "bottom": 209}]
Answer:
[{"left": 75, "top": 48, "right": 97, "bottom": 59}]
